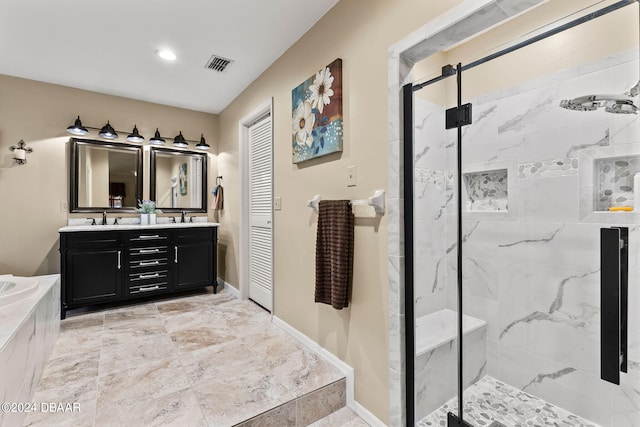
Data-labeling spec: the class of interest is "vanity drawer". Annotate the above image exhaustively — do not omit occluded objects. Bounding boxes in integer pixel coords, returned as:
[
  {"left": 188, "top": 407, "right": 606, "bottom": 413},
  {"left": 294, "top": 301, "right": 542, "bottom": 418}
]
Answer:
[
  {"left": 128, "top": 269, "right": 168, "bottom": 283},
  {"left": 66, "top": 231, "right": 119, "bottom": 247},
  {"left": 129, "top": 269, "right": 169, "bottom": 283},
  {"left": 128, "top": 258, "right": 168, "bottom": 269},
  {"left": 174, "top": 228, "right": 213, "bottom": 242},
  {"left": 128, "top": 231, "right": 170, "bottom": 243},
  {"left": 127, "top": 282, "right": 170, "bottom": 296},
  {"left": 129, "top": 245, "right": 168, "bottom": 257}
]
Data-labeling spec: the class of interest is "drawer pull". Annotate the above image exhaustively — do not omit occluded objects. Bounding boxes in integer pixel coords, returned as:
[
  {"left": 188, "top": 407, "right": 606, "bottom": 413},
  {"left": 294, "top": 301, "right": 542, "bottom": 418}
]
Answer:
[
  {"left": 139, "top": 248, "right": 160, "bottom": 254},
  {"left": 139, "top": 235, "right": 162, "bottom": 240},
  {"left": 139, "top": 273, "right": 160, "bottom": 279},
  {"left": 139, "top": 260, "right": 160, "bottom": 266},
  {"left": 139, "top": 285, "right": 160, "bottom": 292}
]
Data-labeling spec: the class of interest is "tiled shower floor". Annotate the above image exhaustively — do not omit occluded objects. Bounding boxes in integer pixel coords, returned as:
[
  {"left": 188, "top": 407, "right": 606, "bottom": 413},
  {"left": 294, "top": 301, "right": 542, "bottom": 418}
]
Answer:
[
  {"left": 23, "top": 288, "right": 366, "bottom": 427},
  {"left": 418, "top": 376, "right": 598, "bottom": 427}
]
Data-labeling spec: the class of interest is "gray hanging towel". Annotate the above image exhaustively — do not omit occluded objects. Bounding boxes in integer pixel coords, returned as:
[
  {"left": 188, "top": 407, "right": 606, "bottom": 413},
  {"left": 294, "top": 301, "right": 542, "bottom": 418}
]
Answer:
[
  {"left": 315, "top": 200, "right": 354, "bottom": 310},
  {"left": 212, "top": 185, "right": 224, "bottom": 210}
]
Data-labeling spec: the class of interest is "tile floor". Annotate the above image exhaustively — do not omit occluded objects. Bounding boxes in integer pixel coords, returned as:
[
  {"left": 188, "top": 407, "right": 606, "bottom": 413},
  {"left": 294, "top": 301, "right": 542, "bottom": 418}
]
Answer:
[
  {"left": 23, "top": 288, "right": 368, "bottom": 427},
  {"left": 418, "top": 376, "right": 598, "bottom": 427}
]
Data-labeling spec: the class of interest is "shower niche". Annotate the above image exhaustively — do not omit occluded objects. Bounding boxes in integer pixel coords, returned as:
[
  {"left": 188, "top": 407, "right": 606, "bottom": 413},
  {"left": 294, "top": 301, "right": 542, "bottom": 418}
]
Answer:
[
  {"left": 462, "top": 160, "right": 516, "bottom": 220},
  {"left": 580, "top": 145, "right": 640, "bottom": 222}
]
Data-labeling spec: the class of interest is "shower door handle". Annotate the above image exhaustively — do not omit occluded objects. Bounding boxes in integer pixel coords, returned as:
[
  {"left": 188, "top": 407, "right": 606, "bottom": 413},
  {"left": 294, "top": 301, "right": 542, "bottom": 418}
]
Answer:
[{"left": 600, "top": 226, "right": 628, "bottom": 385}]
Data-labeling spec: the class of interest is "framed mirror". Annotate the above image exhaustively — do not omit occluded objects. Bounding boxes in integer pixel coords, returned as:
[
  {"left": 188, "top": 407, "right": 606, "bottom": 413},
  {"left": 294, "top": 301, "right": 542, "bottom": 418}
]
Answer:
[
  {"left": 149, "top": 147, "right": 207, "bottom": 213},
  {"left": 69, "top": 138, "right": 143, "bottom": 213}
]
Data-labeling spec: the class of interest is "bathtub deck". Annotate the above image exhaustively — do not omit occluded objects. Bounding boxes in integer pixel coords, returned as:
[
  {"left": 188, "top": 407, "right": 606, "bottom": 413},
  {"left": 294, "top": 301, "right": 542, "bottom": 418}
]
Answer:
[
  {"left": 0, "top": 275, "right": 59, "bottom": 352},
  {"left": 0, "top": 275, "right": 60, "bottom": 427}
]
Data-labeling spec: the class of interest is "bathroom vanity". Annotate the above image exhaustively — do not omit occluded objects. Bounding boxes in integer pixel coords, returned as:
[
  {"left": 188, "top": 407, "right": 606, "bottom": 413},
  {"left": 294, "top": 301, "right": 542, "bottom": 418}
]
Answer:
[{"left": 58, "top": 223, "right": 218, "bottom": 319}]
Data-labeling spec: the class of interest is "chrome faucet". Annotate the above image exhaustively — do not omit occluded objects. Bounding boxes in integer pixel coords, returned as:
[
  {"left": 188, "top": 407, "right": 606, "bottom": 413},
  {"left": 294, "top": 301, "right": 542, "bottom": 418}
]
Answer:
[
  {"left": 102, "top": 211, "right": 108, "bottom": 225},
  {"left": 181, "top": 211, "right": 187, "bottom": 223}
]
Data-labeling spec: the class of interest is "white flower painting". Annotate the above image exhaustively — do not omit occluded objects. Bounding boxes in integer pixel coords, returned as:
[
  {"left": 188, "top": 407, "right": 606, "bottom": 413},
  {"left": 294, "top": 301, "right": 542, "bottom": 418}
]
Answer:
[{"left": 291, "top": 58, "right": 343, "bottom": 163}]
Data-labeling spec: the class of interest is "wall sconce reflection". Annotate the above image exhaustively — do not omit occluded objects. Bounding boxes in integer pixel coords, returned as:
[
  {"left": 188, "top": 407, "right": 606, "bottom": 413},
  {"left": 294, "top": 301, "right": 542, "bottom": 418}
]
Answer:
[{"left": 9, "top": 140, "right": 33, "bottom": 165}]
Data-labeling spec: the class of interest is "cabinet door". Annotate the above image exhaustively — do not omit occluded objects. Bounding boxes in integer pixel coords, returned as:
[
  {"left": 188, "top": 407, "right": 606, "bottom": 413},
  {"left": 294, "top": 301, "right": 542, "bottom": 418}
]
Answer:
[
  {"left": 67, "top": 248, "right": 122, "bottom": 304},
  {"left": 173, "top": 241, "right": 213, "bottom": 290}
]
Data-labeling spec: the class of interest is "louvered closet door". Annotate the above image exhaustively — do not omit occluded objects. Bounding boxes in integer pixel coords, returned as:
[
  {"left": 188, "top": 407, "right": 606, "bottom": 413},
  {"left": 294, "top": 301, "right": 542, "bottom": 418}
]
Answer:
[{"left": 248, "top": 115, "right": 273, "bottom": 311}]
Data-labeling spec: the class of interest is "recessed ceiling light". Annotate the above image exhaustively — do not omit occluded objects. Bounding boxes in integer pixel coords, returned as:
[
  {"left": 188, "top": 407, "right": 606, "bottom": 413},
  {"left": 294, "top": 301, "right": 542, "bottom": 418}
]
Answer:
[{"left": 156, "top": 49, "right": 176, "bottom": 61}]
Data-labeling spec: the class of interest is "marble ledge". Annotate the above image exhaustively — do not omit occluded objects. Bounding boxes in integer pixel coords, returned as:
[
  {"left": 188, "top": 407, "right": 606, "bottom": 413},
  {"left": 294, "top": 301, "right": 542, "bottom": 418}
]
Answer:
[{"left": 0, "top": 274, "right": 59, "bottom": 352}]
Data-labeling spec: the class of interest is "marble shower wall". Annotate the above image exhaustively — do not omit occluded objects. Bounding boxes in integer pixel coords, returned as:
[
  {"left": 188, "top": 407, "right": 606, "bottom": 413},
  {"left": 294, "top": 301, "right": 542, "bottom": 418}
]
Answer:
[
  {"left": 413, "top": 51, "right": 640, "bottom": 425},
  {"left": 413, "top": 98, "right": 449, "bottom": 319}
]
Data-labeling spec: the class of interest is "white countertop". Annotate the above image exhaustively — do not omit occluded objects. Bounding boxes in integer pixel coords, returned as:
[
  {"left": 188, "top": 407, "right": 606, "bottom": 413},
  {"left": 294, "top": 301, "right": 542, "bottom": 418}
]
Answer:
[{"left": 59, "top": 222, "right": 220, "bottom": 233}]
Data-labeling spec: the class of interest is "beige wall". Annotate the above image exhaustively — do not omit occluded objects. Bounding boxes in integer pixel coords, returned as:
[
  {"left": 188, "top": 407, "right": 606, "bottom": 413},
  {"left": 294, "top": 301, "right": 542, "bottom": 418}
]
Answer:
[
  {"left": 216, "top": 0, "right": 464, "bottom": 422},
  {"left": 0, "top": 74, "right": 217, "bottom": 276}
]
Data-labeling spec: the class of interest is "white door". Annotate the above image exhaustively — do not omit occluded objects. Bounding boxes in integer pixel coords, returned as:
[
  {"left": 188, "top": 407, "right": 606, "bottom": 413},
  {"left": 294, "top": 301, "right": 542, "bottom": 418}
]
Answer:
[{"left": 248, "top": 115, "right": 273, "bottom": 311}]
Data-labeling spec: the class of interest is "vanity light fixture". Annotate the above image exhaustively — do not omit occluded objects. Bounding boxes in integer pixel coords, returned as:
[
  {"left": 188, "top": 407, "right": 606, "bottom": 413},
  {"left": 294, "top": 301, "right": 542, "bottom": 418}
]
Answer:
[
  {"left": 149, "top": 128, "right": 165, "bottom": 145},
  {"left": 64, "top": 117, "right": 207, "bottom": 149},
  {"left": 126, "top": 125, "right": 145, "bottom": 143},
  {"left": 195, "top": 134, "right": 210, "bottom": 150},
  {"left": 173, "top": 131, "right": 188, "bottom": 148},
  {"left": 9, "top": 140, "right": 33, "bottom": 165},
  {"left": 98, "top": 121, "right": 118, "bottom": 139},
  {"left": 66, "top": 116, "right": 89, "bottom": 136}
]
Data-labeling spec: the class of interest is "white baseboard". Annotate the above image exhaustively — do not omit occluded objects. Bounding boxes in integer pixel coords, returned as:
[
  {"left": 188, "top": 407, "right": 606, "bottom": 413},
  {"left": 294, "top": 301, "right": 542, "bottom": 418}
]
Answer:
[
  {"left": 271, "top": 316, "right": 386, "bottom": 427},
  {"left": 216, "top": 278, "right": 239, "bottom": 299},
  {"left": 348, "top": 400, "right": 387, "bottom": 427}
]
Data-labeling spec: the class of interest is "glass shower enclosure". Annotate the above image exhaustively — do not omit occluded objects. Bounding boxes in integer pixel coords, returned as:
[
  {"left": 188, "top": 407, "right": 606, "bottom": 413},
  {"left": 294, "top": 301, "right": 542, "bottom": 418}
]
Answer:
[{"left": 404, "top": 1, "right": 640, "bottom": 425}]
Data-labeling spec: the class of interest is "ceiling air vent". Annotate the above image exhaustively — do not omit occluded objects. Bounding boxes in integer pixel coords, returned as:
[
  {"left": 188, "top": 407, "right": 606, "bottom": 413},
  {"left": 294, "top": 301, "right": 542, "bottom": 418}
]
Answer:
[{"left": 205, "top": 55, "right": 234, "bottom": 73}]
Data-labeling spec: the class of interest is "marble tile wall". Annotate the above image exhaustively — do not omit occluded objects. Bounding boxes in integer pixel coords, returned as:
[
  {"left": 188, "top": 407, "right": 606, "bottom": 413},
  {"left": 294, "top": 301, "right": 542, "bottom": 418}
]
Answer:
[
  {"left": 0, "top": 275, "right": 60, "bottom": 427},
  {"left": 411, "top": 52, "right": 640, "bottom": 426}
]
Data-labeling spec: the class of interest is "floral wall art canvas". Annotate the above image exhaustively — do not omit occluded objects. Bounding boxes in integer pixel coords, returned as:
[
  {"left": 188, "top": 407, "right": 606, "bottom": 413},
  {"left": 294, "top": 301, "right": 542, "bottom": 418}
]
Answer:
[{"left": 292, "top": 58, "right": 343, "bottom": 163}]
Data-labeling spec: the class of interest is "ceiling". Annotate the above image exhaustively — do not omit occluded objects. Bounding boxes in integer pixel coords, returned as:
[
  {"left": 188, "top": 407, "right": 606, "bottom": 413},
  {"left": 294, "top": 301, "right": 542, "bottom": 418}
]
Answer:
[{"left": 0, "top": 0, "right": 339, "bottom": 114}]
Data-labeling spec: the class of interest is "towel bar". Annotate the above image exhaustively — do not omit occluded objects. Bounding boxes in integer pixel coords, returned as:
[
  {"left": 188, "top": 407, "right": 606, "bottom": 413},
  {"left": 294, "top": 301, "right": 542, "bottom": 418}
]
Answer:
[{"left": 307, "top": 190, "right": 385, "bottom": 215}]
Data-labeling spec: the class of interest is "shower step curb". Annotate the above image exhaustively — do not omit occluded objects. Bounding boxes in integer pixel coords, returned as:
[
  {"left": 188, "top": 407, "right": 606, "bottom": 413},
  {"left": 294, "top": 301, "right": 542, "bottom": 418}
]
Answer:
[{"left": 233, "top": 378, "right": 347, "bottom": 427}]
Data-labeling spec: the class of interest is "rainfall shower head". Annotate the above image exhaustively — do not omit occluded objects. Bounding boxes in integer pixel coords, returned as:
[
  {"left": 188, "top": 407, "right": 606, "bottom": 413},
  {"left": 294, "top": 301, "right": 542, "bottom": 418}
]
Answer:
[{"left": 559, "top": 80, "right": 639, "bottom": 114}]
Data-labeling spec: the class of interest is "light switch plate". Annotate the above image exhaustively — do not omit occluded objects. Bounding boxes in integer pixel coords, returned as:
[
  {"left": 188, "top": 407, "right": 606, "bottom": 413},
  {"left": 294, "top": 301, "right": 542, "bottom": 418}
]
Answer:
[
  {"left": 347, "top": 165, "right": 357, "bottom": 187},
  {"left": 274, "top": 197, "right": 282, "bottom": 210}
]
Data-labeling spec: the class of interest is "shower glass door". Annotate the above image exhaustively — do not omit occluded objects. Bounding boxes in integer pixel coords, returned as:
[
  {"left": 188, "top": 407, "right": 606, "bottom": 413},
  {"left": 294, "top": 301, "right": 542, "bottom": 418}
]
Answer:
[
  {"left": 409, "top": 63, "right": 461, "bottom": 424},
  {"left": 410, "top": 1, "right": 640, "bottom": 425}
]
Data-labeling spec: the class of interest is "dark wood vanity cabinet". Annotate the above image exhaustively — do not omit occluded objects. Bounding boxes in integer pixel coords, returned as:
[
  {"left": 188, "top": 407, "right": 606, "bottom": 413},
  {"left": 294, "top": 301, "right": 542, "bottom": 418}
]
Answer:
[
  {"left": 59, "top": 226, "right": 217, "bottom": 319},
  {"left": 62, "top": 231, "right": 123, "bottom": 307},
  {"left": 174, "top": 228, "right": 214, "bottom": 290}
]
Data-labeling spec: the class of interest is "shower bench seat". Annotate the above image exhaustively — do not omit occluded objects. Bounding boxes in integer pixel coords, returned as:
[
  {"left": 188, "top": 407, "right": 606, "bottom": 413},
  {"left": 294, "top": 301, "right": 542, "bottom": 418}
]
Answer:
[{"left": 414, "top": 309, "right": 487, "bottom": 420}]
